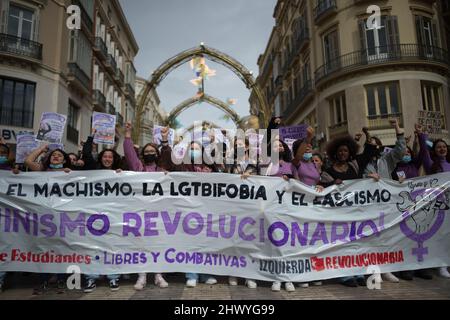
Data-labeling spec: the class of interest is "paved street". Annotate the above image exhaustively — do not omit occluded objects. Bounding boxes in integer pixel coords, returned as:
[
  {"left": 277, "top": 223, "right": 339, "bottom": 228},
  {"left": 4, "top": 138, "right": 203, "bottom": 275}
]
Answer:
[{"left": 0, "top": 273, "right": 449, "bottom": 300}]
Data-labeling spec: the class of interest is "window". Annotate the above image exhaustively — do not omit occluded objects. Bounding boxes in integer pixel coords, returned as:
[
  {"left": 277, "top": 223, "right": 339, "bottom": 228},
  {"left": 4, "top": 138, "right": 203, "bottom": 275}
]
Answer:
[
  {"left": 415, "top": 16, "right": 439, "bottom": 56},
  {"left": 323, "top": 29, "right": 340, "bottom": 71},
  {"left": 69, "top": 30, "right": 92, "bottom": 77},
  {"left": 421, "top": 82, "right": 446, "bottom": 130},
  {"left": 359, "top": 16, "right": 399, "bottom": 61},
  {"left": 0, "top": 77, "right": 35, "bottom": 128},
  {"left": 8, "top": 4, "right": 34, "bottom": 40},
  {"left": 365, "top": 82, "right": 401, "bottom": 118},
  {"left": 329, "top": 92, "right": 347, "bottom": 126}
]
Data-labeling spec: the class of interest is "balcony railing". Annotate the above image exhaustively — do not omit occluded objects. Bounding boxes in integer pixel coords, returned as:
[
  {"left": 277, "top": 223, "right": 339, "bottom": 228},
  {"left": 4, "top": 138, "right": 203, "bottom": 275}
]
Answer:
[
  {"left": 283, "top": 80, "right": 313, "bottom": 119},
  {"left": 315, "top": 44, "right": 450, "bottom": 84},
  {"left": 115, "top": 68, "right": 125, "bottom": 85},
  {"left": 67, "top": 62, "right": 90, "bottom": 91},
  {"left": 94, "top": 37, "right": 107, "bottom": 60},
  {"left": 105, "top": 54, "right": 117, "bottom": 73},
  {"left": 328, "top": 122, "right": 349, "bottom": 137},
  {"left": 106, "top": 102, "right": 115, "bottom": 115},
  {"left": 367, "top": 113, "right": 403, "bottom": 130},
  {"left": 0, "top": 33, "right": 42, "bottom": 61},
  {"left": 67, "top": 126, "right": 79, "bottom": 144},
  {"left": 282, "top": 28, "right": 310, "bottom": 74},
  {"left": 125, "top": 83, "right": 135, "bottom": 98},
  {"left": 93, "top": 90, "right": 106, "bottom": 110},
  {"left": 116, "top": 112, "right": 124, "bottom": 127},
  {"left": 314, "top": 0, "right": 337, "bottom": 23}
]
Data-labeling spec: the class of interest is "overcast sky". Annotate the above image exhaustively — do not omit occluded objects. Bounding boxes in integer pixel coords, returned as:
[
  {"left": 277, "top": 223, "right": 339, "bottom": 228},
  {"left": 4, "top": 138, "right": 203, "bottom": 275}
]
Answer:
[{"left": 120, "top": 0, "right": 276, "bottom": 130}]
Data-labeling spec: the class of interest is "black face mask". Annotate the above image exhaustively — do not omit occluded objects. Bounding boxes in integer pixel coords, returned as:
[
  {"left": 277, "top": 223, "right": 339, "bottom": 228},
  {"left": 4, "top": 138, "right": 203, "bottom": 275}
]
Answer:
[{"left": 143, "top": 154, "right": 157, "bottom": 164}]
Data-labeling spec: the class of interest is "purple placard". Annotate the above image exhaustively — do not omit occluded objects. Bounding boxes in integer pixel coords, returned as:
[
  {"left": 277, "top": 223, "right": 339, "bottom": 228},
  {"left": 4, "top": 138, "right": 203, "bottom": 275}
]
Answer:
[{"left": 279, "top": 125, "right": 308, "bottom": 142}]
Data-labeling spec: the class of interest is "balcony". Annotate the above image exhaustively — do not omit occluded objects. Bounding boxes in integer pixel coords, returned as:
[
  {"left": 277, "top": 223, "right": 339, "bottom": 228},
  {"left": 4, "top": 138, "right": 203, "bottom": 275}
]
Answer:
[
  {"left": 106, "top": 102, "right": 115, "bottom": 115},
  {"left": 283, "top": 80, "right": 313, "bottom": 120},
  {"left": 105, "top": 54, "right": 117, "bottom": 74},
  {"left": 124, "top": 83, "right": 135, "bottom": 99},
  {"left": 367, "top": 113, "right": 403, "bottom": 130},
  {"left": 282, "top": 28, "right": 310, "bottom": 74},
  {"left": 93, "top": 90, "right": 106, "bottom": 111},
  {"left": 0, "top": 33, "right": 42, "bottom": 61},
  {"left": 314, "top": 44, "right": 450, "bottom": 86},
  {"left": 67, "top": 125, "right": 79, "bottom": 144},
  {"left": 67, "top": 62, "right": 91, "bottom": 92},
  {"left": 115, "top": 68, "right": 125, "bottom": 86},
  {"left": 93, "top": 37, "right": 107, "bottom": 61},
  {"left": 314, "top": 0, "right": 337, "bottom": 24},
  {"left": 116, "top": 112, "right": 124, "bottom": 127},
  {"left": 142, "top": 118, "right": 153, "bottom": 128},
  {"left": 328, "top": 122, "right": 349, "bottom": 137}
]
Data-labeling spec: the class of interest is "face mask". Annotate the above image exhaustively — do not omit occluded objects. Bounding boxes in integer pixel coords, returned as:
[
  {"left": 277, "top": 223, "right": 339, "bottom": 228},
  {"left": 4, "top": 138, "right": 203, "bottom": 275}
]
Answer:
[
  {"left": 143, "top": 154, "right": 157, "bottom": 164},
  {"left": 190, "top": 150, "right": 202, "bottom": 161},
  {"left": 49, "top": 164, "right": 64, "bottom": 169},
  {"left": 303, "top": 153, "right": 313, "bottom": 161},
  {"left": 402, "top": 155, "right": 412, "bottom": 163},
  {"left": 0, "top": 156, "right": 8, "bottom": 164}
]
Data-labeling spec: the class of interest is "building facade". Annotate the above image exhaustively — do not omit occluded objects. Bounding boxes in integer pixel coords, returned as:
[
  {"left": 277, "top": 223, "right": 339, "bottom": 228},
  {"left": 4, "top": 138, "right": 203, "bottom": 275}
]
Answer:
[
  {"left": 135, "top": 76, "right": 166, "bottom": 146},
  {"left": 0, "top": 0, "right": 138, "bottom": 156},
  {"left": 253, "top": 0, "right": 450, "bottom": 148}
]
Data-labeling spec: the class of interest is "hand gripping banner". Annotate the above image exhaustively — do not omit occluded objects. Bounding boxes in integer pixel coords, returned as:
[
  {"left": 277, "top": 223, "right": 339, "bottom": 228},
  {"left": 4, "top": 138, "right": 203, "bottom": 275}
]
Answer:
[{"left": 0, "top": 171, "right": 449, "bottom": 282}]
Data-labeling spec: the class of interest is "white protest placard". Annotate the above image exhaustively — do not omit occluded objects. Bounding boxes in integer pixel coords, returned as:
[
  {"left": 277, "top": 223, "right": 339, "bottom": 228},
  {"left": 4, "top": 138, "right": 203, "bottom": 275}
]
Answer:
[
  {"left": 92, "top": 112, "right": 116, "bottom": 145},
  {"left": 36, "top": 112, "right": 67, "bottom": 144},
  {"left": 153, "top": 126, "right": 175, "bottom": 147},
  {"left": 15, "top": 131, "right": 39, "bottom": 164}
]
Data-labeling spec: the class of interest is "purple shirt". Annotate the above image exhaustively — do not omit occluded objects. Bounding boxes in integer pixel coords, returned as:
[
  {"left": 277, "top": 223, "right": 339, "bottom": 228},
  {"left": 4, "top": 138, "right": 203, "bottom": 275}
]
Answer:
[
  {"left": 124, "top": 137, "right": 160, "bottom": 172},
  {"left": 267, "top": 161, "right": 293, "bottom": 177},
  {"left": 0, "top": 164, "right": 11, "bottom": 171},
  {"left": 294, "top": 161, "right": 320, "bottom": 187},
  {"left": 419, "top": 133, "right": 450, "bottom": 174}
]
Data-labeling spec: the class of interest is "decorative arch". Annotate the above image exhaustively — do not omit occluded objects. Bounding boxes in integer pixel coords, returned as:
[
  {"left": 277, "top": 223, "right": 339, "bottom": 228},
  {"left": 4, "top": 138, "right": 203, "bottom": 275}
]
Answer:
[
  {"left": 133, "top": 44, "right": 269, "bottom": 141},
  {"left": 177, "top": 120, "right": 221, "bottom": 137},
  {"left": 166, "top": 94, "right": 241, "bottom": 126}
]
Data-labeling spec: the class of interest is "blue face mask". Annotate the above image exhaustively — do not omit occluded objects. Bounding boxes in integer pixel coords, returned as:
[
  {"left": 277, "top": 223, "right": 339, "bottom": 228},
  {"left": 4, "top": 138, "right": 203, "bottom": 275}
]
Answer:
[
  {"left": 190, "top": 150, "right": 202, "bottom": 162},
  {"left": 402, "top": 155, "right": 412, "bottom": 163},
  {"left": 0, "top": 156, "right": 7, "bottom": 164},
  {"left": 303, "top": 153, "right": 313, "bottom": 161},
  {"left": 49, "top": 163, "right": 64, "bottom": 169}
]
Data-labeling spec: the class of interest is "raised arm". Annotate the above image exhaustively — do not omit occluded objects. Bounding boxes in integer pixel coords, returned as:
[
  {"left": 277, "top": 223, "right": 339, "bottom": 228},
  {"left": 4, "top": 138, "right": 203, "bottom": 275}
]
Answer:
[
  {"left": 381, "top": 119, "right": 406, "bottom": 171},
  {"left": 292, "top": 126, "right": 314, "bottom": 167},
  {"left": 123, "top": 122, "right": 144, "bottom": 172},
  {"left": 82, "top": 129, "right": 97, "bottom": 170},
  {"left": 25, "top": 144, "right": 47, "bottom": 171},
  {"left": 417, "top": 124, "right": 434, "bottom": 174}
]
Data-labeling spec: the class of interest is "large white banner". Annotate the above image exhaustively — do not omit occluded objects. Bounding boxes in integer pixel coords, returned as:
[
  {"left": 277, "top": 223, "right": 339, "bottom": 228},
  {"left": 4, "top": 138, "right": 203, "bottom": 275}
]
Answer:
[{"left": 0, "top": 171, "right": 449, "bottom": 282}]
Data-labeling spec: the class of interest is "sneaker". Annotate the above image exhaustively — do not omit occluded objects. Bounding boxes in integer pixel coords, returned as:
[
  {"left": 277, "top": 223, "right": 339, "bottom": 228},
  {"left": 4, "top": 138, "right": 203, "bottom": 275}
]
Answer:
[
  {"left": 382, "top": 272, "right": 400, "bottom": 283},
  {"left": 83, "top": 279, "right": 96, "bottom": 293},
  {"left": 245, "top": 279, "right": 257, "bottom": 289},
  {"left": 299, "top": 282, "right": 309, "bottom": 288},
  {"left": 134, "top": 274, "right": 146, "bottom": 291},
  {"left": 154, "top": 274, "right": 169, "bottom": 288},
  {"left": 228, "top": 277, "right": 238, "bottom": 286},
  {"left": 186, "top": 279, "right": 197, "bottom": 288},
  {"left": 415, "top": 269, "right": 433, "bottom": 280},
  {"left": 33, "top": 281, "right": 49, "bottom": 295},
  {"left": 438, "top": 267, "right": 450, "bottom": 278},
  {"left": 109, "top": 279, "right": 120, "bottom": 291},
  {"left": 271, "top": 281, "right": 281, "bottom": 292},
  {"left": 285, "top": 282, "right": 295, "bottom": 292},
  {"left": 312, "top": 281, "right": 322, "bottom": 286},
  {"left": 341, "top": 278, "right": 358, "bottom": 287},
  {"left": 397, "top": 271, "right": 414, "bottom": 281},
  {"left": 205, "top": 277, "right": 217, "bottom": 285}
]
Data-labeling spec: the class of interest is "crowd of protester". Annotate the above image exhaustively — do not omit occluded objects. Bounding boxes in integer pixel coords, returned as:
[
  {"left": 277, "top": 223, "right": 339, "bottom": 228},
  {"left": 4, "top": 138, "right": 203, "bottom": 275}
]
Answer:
[{"left": 0, "top": 115, "right": 449, "bottom": 294}]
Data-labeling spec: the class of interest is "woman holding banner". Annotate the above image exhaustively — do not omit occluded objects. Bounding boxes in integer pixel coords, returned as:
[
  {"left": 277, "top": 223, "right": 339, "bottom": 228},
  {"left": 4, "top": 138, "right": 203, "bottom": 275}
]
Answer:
[
  {"left": 418, "top": 125, "right": 450, "bottom": 279},
  {"left": 123, "top": 122, "right": 170, "bottom": 290},
  {"left": 24, "top": 144, "right": 71, "bottom": 294},
  {"left": 81, "top": 130, "right": 124, "bottom": 293}
]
